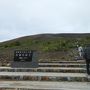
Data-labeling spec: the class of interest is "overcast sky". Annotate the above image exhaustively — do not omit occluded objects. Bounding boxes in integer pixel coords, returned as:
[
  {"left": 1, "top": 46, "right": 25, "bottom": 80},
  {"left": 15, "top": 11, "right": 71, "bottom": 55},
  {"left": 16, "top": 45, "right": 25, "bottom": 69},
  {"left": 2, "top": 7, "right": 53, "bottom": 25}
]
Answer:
[{"left": 0, "top": 0, "right": 90, "bottom": 42}]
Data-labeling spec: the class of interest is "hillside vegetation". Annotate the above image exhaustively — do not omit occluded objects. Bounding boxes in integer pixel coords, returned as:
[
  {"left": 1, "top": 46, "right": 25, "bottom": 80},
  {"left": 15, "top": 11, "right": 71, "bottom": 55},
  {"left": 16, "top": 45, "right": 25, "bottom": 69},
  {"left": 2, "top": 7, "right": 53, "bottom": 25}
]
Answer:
[{"left": 0, "top": 33, "right": 90, "bottom": 66}]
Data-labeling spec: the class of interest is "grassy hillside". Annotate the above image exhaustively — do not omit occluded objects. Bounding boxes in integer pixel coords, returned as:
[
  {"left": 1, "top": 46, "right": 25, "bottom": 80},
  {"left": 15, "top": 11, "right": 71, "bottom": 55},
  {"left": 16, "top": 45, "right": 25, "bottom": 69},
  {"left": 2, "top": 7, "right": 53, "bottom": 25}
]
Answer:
[{"left": 0, "top": 33, "right": 90, "bottom": 66}]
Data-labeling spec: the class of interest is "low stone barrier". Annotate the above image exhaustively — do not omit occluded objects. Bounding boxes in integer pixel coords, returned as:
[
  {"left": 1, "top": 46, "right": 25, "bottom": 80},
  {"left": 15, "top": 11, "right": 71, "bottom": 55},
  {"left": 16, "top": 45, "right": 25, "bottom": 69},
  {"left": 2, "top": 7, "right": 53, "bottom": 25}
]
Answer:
[
  {"left": 0, "top": 75, "right": 89, "bottom": 82},
  {"left": 0, "top": 68, "right": 86, "bottom": 73},
  {"left": 39, "top": 63, "right": 86, "bottom": 67}
]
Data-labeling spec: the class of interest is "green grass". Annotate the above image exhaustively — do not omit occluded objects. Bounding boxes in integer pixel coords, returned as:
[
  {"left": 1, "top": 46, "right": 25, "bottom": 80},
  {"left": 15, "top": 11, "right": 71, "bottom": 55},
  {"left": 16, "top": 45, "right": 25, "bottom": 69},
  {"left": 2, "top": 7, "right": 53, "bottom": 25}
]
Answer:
[{"left": 0, "top": 34, "right": 90, "bottom": 66}]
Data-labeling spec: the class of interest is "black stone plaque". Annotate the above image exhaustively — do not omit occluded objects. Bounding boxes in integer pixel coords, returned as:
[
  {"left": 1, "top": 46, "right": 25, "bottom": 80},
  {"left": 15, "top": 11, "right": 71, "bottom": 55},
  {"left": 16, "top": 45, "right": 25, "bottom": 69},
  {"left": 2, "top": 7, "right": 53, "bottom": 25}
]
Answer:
[
  {"left": 14, "top": 50, "right": 33, "bottom": 62},
  {"left": 11, "top": 50, "right": 38, "bottom": 68}
]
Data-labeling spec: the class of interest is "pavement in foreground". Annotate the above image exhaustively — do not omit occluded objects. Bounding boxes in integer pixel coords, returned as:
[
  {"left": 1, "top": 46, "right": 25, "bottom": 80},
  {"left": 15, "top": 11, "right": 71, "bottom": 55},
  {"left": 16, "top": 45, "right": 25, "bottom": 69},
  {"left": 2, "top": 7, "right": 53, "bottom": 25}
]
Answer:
[{"left": 0, "top": 81, "right": 90, "bottom": 90}]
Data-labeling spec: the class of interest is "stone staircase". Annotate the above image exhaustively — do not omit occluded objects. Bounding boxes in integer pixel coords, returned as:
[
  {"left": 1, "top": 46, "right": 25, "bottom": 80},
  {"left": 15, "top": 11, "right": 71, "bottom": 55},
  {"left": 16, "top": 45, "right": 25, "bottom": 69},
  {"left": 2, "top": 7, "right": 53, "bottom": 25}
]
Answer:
[{"left": 0, "top": 60, "right": 90, "bottom": 90}]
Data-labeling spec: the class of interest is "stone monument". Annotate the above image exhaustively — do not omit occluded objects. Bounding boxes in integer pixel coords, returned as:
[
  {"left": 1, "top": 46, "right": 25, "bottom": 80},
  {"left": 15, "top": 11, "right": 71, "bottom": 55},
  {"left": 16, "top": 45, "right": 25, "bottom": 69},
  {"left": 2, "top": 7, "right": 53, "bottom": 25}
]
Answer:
[{"left": 11, "top": 50, "right": 38, "bottom": 68}]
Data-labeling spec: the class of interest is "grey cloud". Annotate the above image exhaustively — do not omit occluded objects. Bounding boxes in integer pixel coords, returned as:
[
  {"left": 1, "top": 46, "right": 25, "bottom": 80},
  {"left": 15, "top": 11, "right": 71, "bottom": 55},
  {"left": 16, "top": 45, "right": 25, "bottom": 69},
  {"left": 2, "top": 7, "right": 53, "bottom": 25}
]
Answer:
[{"left": 0, "top": 0, "right": 90, "bottom": 42}]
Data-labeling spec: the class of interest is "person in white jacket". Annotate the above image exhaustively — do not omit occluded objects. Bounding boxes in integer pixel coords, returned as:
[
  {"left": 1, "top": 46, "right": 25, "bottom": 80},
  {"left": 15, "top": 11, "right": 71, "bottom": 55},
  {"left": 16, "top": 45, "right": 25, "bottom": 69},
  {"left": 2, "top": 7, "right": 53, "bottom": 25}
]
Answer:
[{"left": 78, "top": 46, "right": 83, "bottom": 57}]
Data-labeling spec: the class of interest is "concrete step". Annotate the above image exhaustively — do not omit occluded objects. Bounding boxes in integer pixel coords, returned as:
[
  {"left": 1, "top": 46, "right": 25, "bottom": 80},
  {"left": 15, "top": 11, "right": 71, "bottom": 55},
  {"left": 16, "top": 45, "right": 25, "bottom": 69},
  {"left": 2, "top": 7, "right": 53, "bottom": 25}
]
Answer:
[
  {"left": 39, "top": 63, "right": 86, "bottom": 67},
  {"left": 0, "top": 81, "right": 90, "bottom": 90},
  {"left": 39, "top": 60, "right": 85, "bottom": 64},
  {"left": 0, "top": 72, "right": 89, "bottom": 82},
  {"left": 0, "top": 67, "right": 86, "bottom": 73}
]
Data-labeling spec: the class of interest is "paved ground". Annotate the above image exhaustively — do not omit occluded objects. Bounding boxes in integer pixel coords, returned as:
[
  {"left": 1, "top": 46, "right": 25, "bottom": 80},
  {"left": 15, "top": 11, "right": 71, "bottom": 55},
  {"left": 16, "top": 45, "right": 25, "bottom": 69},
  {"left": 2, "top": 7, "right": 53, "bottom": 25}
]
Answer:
[{"left": 0, "top": 81, "right": 90, "bottom": 90}]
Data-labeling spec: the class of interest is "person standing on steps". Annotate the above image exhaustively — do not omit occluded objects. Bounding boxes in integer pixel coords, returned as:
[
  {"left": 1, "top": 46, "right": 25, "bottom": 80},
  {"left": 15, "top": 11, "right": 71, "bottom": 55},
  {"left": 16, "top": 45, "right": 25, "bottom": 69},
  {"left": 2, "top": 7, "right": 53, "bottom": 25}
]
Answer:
[
  {"left": 78, "top": 46, "right": 83, "bottom": 57},
  {"left": 75, "top": 45, "right": 83, "bottom": 60},
  {"left": 83, "top": 45, "right": 90, "bottom": 75}
]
